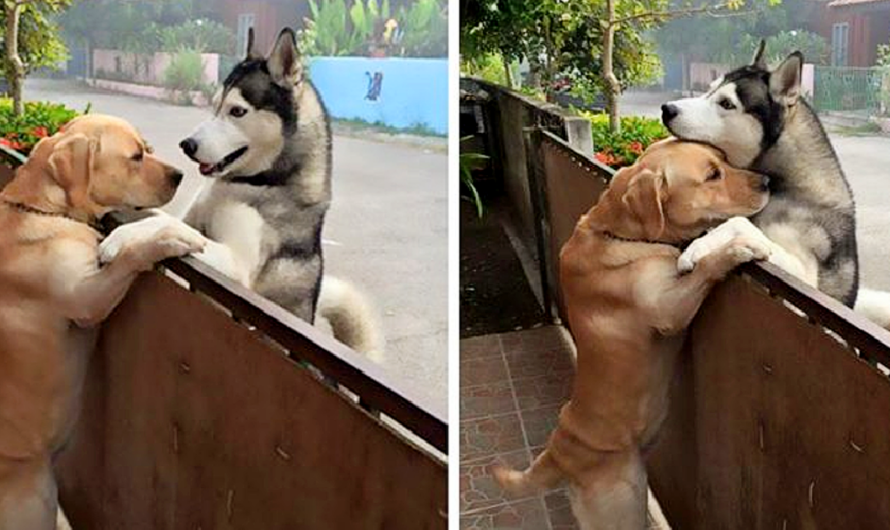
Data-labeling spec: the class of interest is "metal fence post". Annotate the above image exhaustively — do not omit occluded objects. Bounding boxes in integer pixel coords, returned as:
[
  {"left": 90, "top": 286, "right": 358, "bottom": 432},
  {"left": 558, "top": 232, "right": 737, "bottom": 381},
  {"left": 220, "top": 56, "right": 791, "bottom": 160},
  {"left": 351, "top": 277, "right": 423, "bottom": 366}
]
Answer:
[{"left": 563, "top": 116, "right": 594, "bottom": 155}]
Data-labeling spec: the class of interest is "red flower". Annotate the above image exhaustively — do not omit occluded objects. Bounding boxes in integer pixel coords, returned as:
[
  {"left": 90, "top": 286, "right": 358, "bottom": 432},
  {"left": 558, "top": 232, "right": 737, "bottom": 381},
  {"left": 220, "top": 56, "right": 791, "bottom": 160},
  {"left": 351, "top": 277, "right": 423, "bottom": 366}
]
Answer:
[
  {"left": 596, "top": 151, "right": 623, "bottom": 167},
  {"left": 32, "top": 126, "right": 48, "bottom": 138},
  {"left": 629, "top": 141, "right": 644, "bottom": 155},
  {"left": 0, "top": 138, "right": 11, "bottom": 148}
]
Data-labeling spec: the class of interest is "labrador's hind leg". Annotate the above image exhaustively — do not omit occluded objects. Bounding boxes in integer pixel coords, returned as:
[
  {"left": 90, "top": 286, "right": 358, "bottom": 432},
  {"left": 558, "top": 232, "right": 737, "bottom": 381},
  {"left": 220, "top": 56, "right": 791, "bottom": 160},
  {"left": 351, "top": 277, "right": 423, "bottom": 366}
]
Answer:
[
  {"left": 569, "top": 450, "right": 648, "bottom": 530},
  {"left": 0, "top": 459, "right": 58, "bottom": 530}
]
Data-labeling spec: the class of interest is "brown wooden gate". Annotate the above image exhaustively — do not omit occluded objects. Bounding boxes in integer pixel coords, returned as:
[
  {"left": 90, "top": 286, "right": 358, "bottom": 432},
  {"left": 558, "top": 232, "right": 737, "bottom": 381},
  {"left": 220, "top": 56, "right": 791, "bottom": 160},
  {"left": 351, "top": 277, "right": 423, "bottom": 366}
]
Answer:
[{"left": 56, "top": 257, "right": 447, "bottom": 530}]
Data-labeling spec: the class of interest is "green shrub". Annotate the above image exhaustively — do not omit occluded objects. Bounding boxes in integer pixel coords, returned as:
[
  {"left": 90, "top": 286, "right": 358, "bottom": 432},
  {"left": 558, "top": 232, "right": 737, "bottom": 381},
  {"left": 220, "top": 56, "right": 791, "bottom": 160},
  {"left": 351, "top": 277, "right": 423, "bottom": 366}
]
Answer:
[
  {"left": 163, "top": 49, "right": 205, "bottom": 93},
  {"left": 396, "top": 0, "right": 447, "bottom": 58},
  {"left": 707, "top": 31, "right": 830, "bottom": 67},
  {"left": 0, "top": 99, "right": 82, "bottom": 163},
  {"left": 301, "top": 0, "right": 391, "bottom": 56},
  {"left": 460, "top": 136, "right": 487, "bottom": 217},
  {"left": 739, "top": 31, "right": 829, "bottom": 66},
  {"left": 461, "top": 53, "right": 513, "bottom": 86},
  {"left": 878, "top": 43, "right": 890, "bottom": 68},
  {"left": 299, "top": 0, "right": 446, "bottom": 58},
  {"left": 583, "top": 113, "right": 669, "bottom": 169}
]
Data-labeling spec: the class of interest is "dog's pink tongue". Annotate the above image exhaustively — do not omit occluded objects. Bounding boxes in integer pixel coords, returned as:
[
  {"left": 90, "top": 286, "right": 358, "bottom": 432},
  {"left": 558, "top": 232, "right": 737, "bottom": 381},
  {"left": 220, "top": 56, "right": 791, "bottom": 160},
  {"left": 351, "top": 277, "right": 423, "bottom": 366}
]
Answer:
[{"left": 199, "top": 163, "right": 214, "bottom": 175}]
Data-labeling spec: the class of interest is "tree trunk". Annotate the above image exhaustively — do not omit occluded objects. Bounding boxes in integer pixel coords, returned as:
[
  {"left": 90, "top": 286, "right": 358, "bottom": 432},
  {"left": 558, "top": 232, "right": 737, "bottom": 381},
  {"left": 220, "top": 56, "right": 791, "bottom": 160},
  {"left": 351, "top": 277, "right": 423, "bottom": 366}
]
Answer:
[
  {"left": 602, "top": 0, "right": 622, "bottom": 134},
  {"left": 542, "top": 16, "right": 556, "bottom": 102},
  {"left": 528, "top": 55, "right": 542, "bottom": 91},
  {"left": 5, "top": 1, "right": 25, "bottom": 116},
  {"left": 501, "top": 53, "right": 514, "bottom": 89}
]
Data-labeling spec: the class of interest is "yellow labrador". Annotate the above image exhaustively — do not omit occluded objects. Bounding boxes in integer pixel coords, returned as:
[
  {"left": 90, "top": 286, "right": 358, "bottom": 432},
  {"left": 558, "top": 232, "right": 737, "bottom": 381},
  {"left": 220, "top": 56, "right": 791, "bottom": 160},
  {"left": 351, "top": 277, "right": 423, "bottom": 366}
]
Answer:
[
  {"left": 0, "top": 114, "right": 206, "bottom": 529},
  {"left": 495, "top": 139, "right": 772, "bottom": 529}
]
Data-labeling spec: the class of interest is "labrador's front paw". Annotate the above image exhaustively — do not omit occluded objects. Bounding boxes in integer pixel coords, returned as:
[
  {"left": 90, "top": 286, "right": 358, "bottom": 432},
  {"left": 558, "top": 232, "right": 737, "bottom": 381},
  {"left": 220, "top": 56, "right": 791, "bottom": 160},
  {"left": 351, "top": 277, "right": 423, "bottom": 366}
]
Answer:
[
  {"left": 99, "top": 213, "right": 206, "bottom": 267},
  {"left": 678, "top": 216, "right": 763, "bottom": 273},
  {"left": 678, "top": 233, "right": 729, "bottom": 273},
  {"left": 99, "top": 216, "right": 170, "bottom": 264}
]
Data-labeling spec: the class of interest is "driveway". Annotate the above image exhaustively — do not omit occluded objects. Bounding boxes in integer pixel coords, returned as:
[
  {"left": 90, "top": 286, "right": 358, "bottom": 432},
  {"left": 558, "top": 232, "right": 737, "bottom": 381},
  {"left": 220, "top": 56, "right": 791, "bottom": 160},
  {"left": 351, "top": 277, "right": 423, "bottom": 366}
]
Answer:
[{"left": 24, "top": 78, "right": 448, "bottom": 411}]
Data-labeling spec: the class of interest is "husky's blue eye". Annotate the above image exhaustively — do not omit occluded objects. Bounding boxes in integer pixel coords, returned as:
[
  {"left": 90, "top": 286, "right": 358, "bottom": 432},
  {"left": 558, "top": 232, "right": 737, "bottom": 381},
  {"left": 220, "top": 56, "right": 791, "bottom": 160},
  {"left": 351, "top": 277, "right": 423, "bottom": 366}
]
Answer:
[
  {"left": 718, "top": 98, "right": 736, "bottom": 110},
  {"left": 230, "top": 106, "right": 247, "bottom": 118}
]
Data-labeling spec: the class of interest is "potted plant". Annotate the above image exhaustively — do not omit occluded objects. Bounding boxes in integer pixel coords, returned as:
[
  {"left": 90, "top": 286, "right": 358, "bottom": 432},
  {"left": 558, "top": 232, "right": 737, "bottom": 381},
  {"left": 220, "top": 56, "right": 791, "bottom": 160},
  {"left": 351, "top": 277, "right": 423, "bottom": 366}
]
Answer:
[{"left": 0, "top": 98, "right": 83, "bottom": 188}]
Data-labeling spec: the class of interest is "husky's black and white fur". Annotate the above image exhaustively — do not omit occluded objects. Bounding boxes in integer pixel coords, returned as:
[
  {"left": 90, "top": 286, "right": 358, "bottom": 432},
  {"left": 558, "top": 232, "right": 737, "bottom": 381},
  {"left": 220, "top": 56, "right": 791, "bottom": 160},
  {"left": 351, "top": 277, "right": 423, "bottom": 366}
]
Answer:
[
  {"left": 178, "top": 28, "right": 382, "bottom": 357},
  {"left": 662, "top": 42, "right": 864, "bottom": 308}
]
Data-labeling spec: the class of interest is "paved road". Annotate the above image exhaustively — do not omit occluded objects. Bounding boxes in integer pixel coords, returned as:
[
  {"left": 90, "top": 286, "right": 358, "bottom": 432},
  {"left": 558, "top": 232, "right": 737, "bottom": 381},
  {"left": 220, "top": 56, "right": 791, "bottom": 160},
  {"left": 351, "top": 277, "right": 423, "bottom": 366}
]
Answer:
[
  {"left": 621, "top": 90, "right": 890, "bottom": 291},
  {"left": 25, "top": 78, "right": 448, "bottom": 411},
  {"left": 829, "top": 135, "right": 890, "bottom": 291}
]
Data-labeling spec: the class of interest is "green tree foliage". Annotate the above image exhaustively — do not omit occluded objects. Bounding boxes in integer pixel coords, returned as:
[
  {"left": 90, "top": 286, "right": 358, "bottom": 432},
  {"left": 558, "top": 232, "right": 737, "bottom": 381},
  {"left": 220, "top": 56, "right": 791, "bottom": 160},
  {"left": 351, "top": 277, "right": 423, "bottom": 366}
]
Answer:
[
  {"left": 877, "top": 43, "right": 890, "bottom": 68},
  {"left": 460, "top": 0, "right": 664, "bottom": 105},
  {"left": 2, "top": 0, "right": 72, "bottom": 115},
  {"left": 157, "top": 19, "right": 236, "bottom": 54},
  {"left": 0, "top": 1, "right": 69, "bottom": 77},
  {"left": 59, "top": 0, "right": 223, "bottom": 55},
  {"left": 657, "top": 0, "right": 822, "bottom": 66},
  {"left": 462, "top": 0, "right": 783, "bottom": 133}
]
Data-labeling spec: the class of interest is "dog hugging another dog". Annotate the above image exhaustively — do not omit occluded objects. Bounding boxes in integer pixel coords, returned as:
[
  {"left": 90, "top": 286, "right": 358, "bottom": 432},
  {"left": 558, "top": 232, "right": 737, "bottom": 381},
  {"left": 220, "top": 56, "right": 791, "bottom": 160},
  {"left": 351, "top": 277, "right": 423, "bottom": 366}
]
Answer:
[
  {"left": 0, "top": 28, "right": 381, "bottom": 529},
  {"left": 495, "top": 41, "right": 890, "bottom": 529}
]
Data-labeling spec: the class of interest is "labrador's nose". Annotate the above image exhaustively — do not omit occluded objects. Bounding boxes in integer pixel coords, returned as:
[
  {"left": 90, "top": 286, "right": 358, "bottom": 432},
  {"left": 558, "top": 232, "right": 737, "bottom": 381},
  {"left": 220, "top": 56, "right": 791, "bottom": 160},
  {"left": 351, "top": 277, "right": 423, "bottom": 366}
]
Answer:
[
  {"left": 661, "top": 103, "right": 679, "bottom": 124},
  {"left": 179, "top": 138, "right": 198, "bottom": 157}
]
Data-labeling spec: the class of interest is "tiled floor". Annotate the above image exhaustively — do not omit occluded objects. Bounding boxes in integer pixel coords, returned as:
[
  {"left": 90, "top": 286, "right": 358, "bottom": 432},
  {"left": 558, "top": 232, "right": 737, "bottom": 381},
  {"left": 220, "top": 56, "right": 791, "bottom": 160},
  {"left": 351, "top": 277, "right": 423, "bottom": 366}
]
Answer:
[{"left": 459, "top": 326, "right": 579, "bottom": 530}]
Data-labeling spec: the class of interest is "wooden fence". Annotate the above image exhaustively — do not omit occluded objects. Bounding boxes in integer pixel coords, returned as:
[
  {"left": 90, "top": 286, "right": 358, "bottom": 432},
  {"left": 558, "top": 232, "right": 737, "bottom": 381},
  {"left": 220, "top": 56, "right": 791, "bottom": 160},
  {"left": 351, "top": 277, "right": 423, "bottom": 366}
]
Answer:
[
  {"left": 55, "top": 254, "right": 448, "bottom": 529},
  {"left": 533, "top": 130, "right": 890, "bottom": 528}
]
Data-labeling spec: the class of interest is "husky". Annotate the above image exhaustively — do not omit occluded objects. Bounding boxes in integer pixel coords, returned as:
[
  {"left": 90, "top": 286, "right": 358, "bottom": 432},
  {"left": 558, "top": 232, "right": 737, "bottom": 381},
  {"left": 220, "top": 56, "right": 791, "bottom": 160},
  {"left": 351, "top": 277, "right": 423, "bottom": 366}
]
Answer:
[
  {"left": 177, "top": 28, "right": 382, "bottom": 357},
  {"left": 661, "top": 41, "right": 861, "bottom": 308}
]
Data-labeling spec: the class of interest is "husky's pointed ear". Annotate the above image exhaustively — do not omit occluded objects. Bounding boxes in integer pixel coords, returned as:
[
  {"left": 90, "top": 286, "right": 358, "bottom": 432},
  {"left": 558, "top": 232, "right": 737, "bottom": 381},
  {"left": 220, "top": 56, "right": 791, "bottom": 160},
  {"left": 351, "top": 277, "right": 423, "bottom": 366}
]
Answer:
[
  {"left": 267, "top": 28, "right": 303, "bottom": 88},
  {"left": 245, "top": 27, "right": 261, "bottom": 60},
  {"left": 752, "top": 39, "right": 768, "bottom": 69},
  {"left": 770, "top": 51, "right": 803, "bottom": 106}
]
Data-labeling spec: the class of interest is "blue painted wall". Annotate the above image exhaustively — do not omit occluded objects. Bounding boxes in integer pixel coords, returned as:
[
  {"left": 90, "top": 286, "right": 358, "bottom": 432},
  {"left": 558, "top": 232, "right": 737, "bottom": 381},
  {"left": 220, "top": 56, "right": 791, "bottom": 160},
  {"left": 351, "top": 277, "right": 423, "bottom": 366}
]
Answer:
[{"left": 309, "top": 57, "right": 448, "bottom": 135}]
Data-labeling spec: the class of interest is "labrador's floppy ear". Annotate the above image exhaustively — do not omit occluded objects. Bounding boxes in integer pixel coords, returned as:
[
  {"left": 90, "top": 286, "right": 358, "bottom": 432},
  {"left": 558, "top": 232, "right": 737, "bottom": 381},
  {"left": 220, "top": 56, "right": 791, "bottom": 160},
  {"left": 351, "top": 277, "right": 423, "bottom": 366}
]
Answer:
[
  {"left": 48, "top": 132, "right": 99, "bottom": 215},
  {"left": 752, "top": 39, "right": 768, "bottom": 70},
  {"left": 770, "top": 52, "right": 803, "bottom": 106},
  {"left": 267, "top": 28, "right": 303, "bottom": 88},
  {"left": 621, "top": 167, "right": 667, "bottom": 240}
]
